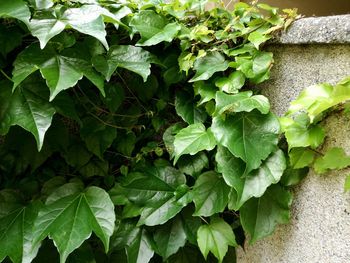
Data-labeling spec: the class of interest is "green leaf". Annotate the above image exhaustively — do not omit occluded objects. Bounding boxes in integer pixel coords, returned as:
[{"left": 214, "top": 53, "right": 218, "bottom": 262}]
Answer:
[
  {"left": 252, "top": 51, "right": 273, "bottom": 75},
  {"left": 197, "top": 217, "right": 237, "bottom": 263},
  {"left": 92, "top": 45, "right": 158, "bottom": 82},
  {"left": 217, "top": 147, "right": 286, "bottom": 209},
  {"left": 212, "top": 111, "right": 280, "bottom": 174},
  {"left": 214, "top": 71, "right": 245, "bottom": 94},
  {"left": 192, "top": 171, "right": 230, "bottom": 216},
  {"left": 30, "top": 0, "right": 54, "bottom": 10},
  {"left": 193, "top": 81, "right": 217, "bottom": 105},
  {"left": 280, "top": 167, "right": 309, "bottom": 187},
  {"left": 177, "top": 152, "right": 209, "bottom": 178},
  {"left": 289, "top": 148, "right": 315, "bottom": 169},
  {"left": 189, "top": 52, "right": 229, "bottom": 82},
  {"left": 32, "top": 184, "right": 115, "bottom": 263},
  {"left": 0, "top": 80, "right": 56, "bottom": 151},
  {"left": 113, "top": 164, "right": 188, "bottom": 226},
  {"left": 240, "top": 184, "right": 292, "bottom": 243},
  {"left": 126, "top": 228, "right": 154, "bottom": 263},
  {"left": 168, "top": 245, "right": 207, "bottom": 263},
  {"left": 0, "top": 191, "right": 41, "bottom": 263},
  {"left": 163, "top": 123, "right": 183, "bottom": 159},
  {"left": 0, "top": 0, "right": 31, "bottom": 23},
  {"left": 80, "top": 117, "right": 117, "bottom": 159},
  {"left": 0, "top": 25, "right": 22, "bottom": 57},
  {"left": 247, "top": 31, "right": 270, "bottom": 49},
  {"left": 175, "top": 90, "right": 207, "bottom": 124},
  {"left": 154, "top": 215, "right": 187, "bottom": 260},
  {"left": 287, "top": 81, "right": 350, "bottom": 122},
  {"left": 215, "top": 91, "right": 270, "bottom": 115},
  {"left": 344, "top": 175, "right": 350, "bottom": 192},
  {"left": 103, "top": 83, "right": 125, "bottom": 112},
  {"left": 13, "top": 44, "right": 104, "bottom": 100},
  {"left": 280, "top": 115, "right": 325, "bottom": 149},
  {"left": 314, "top": 147, "right": 350, "bottom": 174},
  {"left": 130, "top": 10, "right": 180, "bottom": 46},
  {"left": 173, "top": 123, "right": 216, "bottom": 164}
]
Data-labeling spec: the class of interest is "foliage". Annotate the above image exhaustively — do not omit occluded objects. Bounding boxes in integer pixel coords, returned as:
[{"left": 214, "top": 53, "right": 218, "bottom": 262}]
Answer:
[{"left": 0, "top": 0, "right": 349, "bottom": 262}]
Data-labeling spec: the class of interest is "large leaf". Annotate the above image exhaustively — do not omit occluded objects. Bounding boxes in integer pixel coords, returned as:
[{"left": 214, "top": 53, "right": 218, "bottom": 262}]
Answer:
[
  {"left": 92, "top": 45, "right": 158, "bottom": 82},
  {"left": 0, "top": 191, "right": 41, "bottom": 263},
  {"left": 192, "top": 171, "right": 230, "bottom": 216},
  {"left": 214, "top": 71, "right": 245, "bottom": 94},
  {"left": 175, "top": 90, "right": 207, "bottom": 124},
  {"left": 12, "top": 44, "right": 104, "bottom": 100},
  {"left": 211, "top": 111, "right": 280, "bottom": 174},
  {"left": 217, "top": 147, "right": 286, "bottom": 210},
  {"left": 215, "top": 91, "right": 270, "bottom": 115},
  {"left": 189, "top": 52, "right": 229, "bottom": 82},
  {"left": 28, "top": 5, "right": 124, "bottom": 49},
  {"left": 111, "top": 164, "right": 188, "bottom": 226},
  {"left": 130, "top": 10, "right": 180, "bottom": 46},
  {"left": 177, "top": 152, "right": 209, "bottom": 178},
  {"left": 154, "top": 215, "right": 187, "bottom": 260},
  {"left": 31, "top": 184, "right": 115, "bottom": 263},
  {"left": 287, "top": 79, "right": 350, "bottom": 122},
  {"left": 126, "top": 228, "right": 154, "bottom": 263},
  {"left": 0, "top": 0, "right": 31, "bottom": 23},
  {"left": 197, "top": 217, "right": 237, "bottom": 263},
  {"left": 240, "top": 184, "right": 292, "bottom": 243},
  {"left": 173, "top": 123, "right": 216, "bottom": 164},
  {"left": 314, "top": 147, "right": 350, "bottom": 174},
  {"left": 0, "top": 79, "right": 56, "bottom": 151}
]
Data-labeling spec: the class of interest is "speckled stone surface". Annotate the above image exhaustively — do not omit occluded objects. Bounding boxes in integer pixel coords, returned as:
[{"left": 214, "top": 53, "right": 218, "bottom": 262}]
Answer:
[
  {"left": 237, "top": 18, "right": 350, "bottom": 263},
  {"left": 276, "top": 15, "right": 350, "bottom": 44}
]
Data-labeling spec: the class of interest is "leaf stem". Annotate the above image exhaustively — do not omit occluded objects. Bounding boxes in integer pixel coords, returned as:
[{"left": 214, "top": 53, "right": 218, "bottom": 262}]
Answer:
[
  {"left": 0, "top": 69, "right": 13, "bottom": 82},
  {"left": 200, "top": 216, "right": 209, "bottom": 224}
]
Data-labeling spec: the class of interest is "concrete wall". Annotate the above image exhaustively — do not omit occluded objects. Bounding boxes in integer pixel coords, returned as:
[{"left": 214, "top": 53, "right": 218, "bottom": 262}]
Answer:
[{"left": 236, "top": 15, "right": 350, "bottom": 263}]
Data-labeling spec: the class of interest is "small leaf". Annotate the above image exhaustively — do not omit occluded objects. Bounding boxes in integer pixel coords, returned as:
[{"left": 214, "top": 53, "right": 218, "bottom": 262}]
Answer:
[
  {"left": 344, "top": 175, "right": 350, "bottom": 192},
  {"left": 93, "top": 45, "right": 158, "bottom": 82},
  {"left": 247, "top": 31, "right": 270, "bottom": 49},
  {"left": 154, "top": 215, "right": 187, "bottom": 260},
  {"left": 189, "top": 52, "right": 229, "bottom": 82},
  {"left": 126, "top": 229, "right": 154, "bottom": 263},
  {"left": 32, "top": 184, "right": 115, "bottom": 263},
  {"left": 212, "top": 111, "right": 280, "bottom": 174},
  {"left": 193, "top": 81, "right": 217, "bottom": 105},
  {"left": 289, "top": 148, "right": 315, "bottom": 169},
  {"left": 0, "top": 80, "right": 56, "bottom": 151},
  {"left": 192, "top": 171, "right": 230, "bottom": 216},
  {"left": 174, "top": 123, "right": 216, "bottom": 164},
  {"left": 215, "top": 91, "right": 270, "bottom": 115},
  {"left": 177, "top": 152, "right": 209, "bottom": 178},
  {"left": 0, "top": 0, "right": 31, "bottom": 23},
  {"left": 175, "top": 90, "right": 207, "bottom": 124},
  {"left": 240, "top": 184, "right": 292, "bottom": 243},
  {"left": 197, "top": 217, "right": 237, "bottom": 263},
  {"left": 163, "top": 123, "right": 183, "bottom": 159},
  {"left": 214, "top": 71, "right": 245, "bottom": 94},
  {"left": 314, "top": 147, "right": 350, "bottom": 174},
  {"left": 280, "top": 167, "right": 309, "bottom": 187}
]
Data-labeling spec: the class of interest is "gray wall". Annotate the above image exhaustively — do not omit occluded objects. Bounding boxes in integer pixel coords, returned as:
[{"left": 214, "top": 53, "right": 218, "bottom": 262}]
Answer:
[{"left": 237, "top": 15, "right": 350, "bottom": 263}]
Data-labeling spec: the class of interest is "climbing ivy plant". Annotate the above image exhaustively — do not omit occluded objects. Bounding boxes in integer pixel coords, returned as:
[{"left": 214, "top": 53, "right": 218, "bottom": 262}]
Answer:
[{"left": 0, "top": 0, "right": 349, "bottom": 262}]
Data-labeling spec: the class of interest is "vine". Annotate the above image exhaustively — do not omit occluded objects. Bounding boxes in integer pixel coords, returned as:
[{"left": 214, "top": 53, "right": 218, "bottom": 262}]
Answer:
[{"left": 0, "top": 0, "right": 349, "bottom": 262}]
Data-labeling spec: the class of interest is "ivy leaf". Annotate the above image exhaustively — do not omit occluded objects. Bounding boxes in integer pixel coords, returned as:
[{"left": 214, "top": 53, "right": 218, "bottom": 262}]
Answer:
[
  {"left": 130, "top": 10, "right": 180, "bottom": 46},
  {"left": 211, "top": 111, "right": 280, "bottom": 174},
  {"left": 214, "top": 71, "right": 245, "bottom": 94},
  {"left": 0, "top": 80, "right": 56, "bottom": 151},
  {"left": 280, "top": 114, "right": 325, "bottom": 149},
  {"left": 126, "top": 228, "right": 154, "bottom": 263},
  {"left": 113, "top": 164, "right": 188, "bottom": 226},
  {"left": 0, "top": 191, "right": 41, "bottom": 263},
  {"left": 287, "top": 81, "right": 350, "bottom": 122},
  {"left": 173, "top": 123, "right": 216, "bottom": 164},
  {"left": 240, "top": 184, "right": 292, "bottom": 243},
  {"left": 0, "top": 0, "right": 31, "bottom": 23},
  {"left": 217, "top": 147, "right": 286, "bottom": 210},
  {"left": 175, "top": 90, "right": 207, "bottom": 124},
  {"left": 189, "top": 52, "right": 229, "bottom": 82},
  {"left": 92, "top": 45, "right": 158, "bottom": 82},
  {"left": 30, "top": 0, "right": 54, "bottom": 10},
  {"left": 154, "top": 215, "right": 187, "bottom": 260},
  {"left": 32, "top": 184, "right": 115, "bottom": 263},
  {"left": 314, "top": 147, "right": 350, "bottom": 174},
  {"left": 280, "top": 167, "right": 309, "bottom": 187},
  {"left": 177, "top": 152, "right": 209, "bottom": 178},
  {"left": 193, "top": 81, "right": 217, "bottom": 105},
  {"left": 247, "top": 31, "right": 270, "bottom": 49},
  {"left": 80, "top": 117, "right": 117, "bottom": 159},
  {"left": 12, "top": 44, "right": 104, "bottom": 101},
  {"left": 0, "top": 25, "right": 22, "bottom": 57},
  {"left": 289, "top": 148, "right": 315, "bottom": 169},
  {"left": 344, "top": 175, "right": 350, "bottom": 192},
  {"left": 197, "top": 217, "right": 237, "bottom": 263},
  {"left": 192, "top": 171, "right": 230, "bottom": 216},
  {"left": 215, "top": 91, "right": 270, "bottom": 115},
  {"left": 163, "top": 123, "right": 183, "bottom": 159}
]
